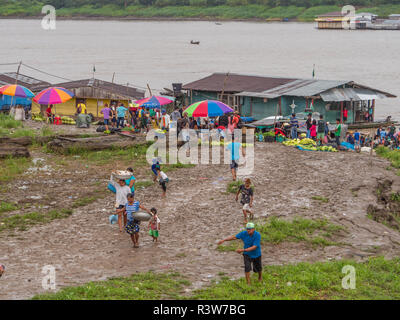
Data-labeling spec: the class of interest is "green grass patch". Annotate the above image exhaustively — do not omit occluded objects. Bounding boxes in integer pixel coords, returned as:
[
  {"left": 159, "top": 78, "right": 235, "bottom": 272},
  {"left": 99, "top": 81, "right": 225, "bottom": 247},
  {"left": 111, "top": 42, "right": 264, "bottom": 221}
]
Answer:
[
  {"left": 0, "top": 201, "right": 18, "bottom": 213},
  {"left": 0, "top": 157, "right": 31, "bottom": 182},
  {"left": 218, "top": 217, "right": 344, "bottom": 252},
  {"left": 376, "top": 146, "right": 400, "bottom": 169},
  {"left": 0, "top": 113, "right": 22, "bottom": 130},
  {"left": 59, "top": 142, "right": 152, "bottom": 166},
  {"left": 135, "top": 180, "right": 153, "bottom": 189},
  {"left": 311, "top": 195, "right": 329, "bottom": 203},
  {"left": 31, "top": 257, "right": 400, "bottom": 300},
  {"left": 32, "top": 271, "right": 191, "bottom": 300},
  {"left": 163, "top": 162, "right": 196, "bottom": 172},
  {"left": 192, "top": 256, "right": 400, "bottom": 300},
  {"left": 0, "top": 209, "right": 73, "bottom": 232},
  {"left": 391, "top": 192, "right": 400, "bottom": 202},
  {"left": 72, "top": 196, "right": 98, "bottom": 208}
]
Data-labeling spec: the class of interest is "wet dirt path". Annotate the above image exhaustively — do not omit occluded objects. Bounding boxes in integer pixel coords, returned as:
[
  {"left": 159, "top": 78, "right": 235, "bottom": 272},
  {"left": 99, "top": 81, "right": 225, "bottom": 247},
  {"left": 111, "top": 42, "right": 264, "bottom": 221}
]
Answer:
[{"left": 2, "top": 143, "right": 400, "bottom": 299}]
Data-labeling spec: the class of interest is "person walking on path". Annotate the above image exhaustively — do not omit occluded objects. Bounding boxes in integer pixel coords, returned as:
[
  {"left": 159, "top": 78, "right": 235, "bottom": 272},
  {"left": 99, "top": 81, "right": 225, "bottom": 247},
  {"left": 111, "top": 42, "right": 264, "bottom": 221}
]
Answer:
[
  {"left": 236, "top": 178, "right": 254, "bottom": 223},
  {"left": 156, "top": 167, "right": 169, "bottom": 198},
  {"left": 121, "top": 193, "right": 152, "bottom": 248},
  {"left": 110, "top": 172, "right": 132, "bottom": 232},
  {"left": 218, "top": 222, "right": 262, "bottom": 285},
  {"left": 226, "top": 136, "right": 246, "bottom": 181},
  {"left": 148, "top": 208, "right": 160, "bottom": 243},
  {"left": 290, "top": 113, "right": 299, "bottom": 139}
]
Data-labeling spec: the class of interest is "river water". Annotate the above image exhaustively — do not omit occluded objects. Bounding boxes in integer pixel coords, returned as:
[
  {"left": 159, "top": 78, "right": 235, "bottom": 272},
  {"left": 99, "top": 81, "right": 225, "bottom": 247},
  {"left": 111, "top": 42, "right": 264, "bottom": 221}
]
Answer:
[{"left": 0, "top": 19, "right": 398, "bottom": 120}]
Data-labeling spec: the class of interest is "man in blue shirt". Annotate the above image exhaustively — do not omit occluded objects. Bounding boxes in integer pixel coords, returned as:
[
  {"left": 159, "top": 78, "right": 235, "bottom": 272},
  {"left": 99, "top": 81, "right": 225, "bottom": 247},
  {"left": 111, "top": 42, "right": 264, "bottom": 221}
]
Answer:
[
  {"left": 290, "top": 113, "right": 299, "bottom": 139},
  {"left": 218, "top": 222, "right": 262, "bottom": 285},
  {"left": 354, "top": 130, "right": 361, "bottom": 152},
  {"left": 226, "top": 136, "right": 245, "bottom": 181},
  {"left": 116, "top": 103, "right": 128, "bottom": 128}
]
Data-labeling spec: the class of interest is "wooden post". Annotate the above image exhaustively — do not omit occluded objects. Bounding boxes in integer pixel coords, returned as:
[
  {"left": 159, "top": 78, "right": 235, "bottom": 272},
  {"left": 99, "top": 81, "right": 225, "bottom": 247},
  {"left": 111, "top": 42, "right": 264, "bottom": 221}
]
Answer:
[
  {"left": 340, "top": 101, "right": 343, "bottom": 123},
  {"left": 220, "top": 72, "right": 230, "bottom": 103},
  {"left": 147, "top": 84, "right": 153, "bottom": 97},
  {"left": 372, "top": 99, "right": 375, "bottom": 122},
  {"left": 273, "top": 103, "right": 278, "bottom": 129},
  {"left": 279, "top": 97, "right": 282, "bottom": 116},
  {"left": 10, "top": 61, "right": 22, "bottom": 109}
]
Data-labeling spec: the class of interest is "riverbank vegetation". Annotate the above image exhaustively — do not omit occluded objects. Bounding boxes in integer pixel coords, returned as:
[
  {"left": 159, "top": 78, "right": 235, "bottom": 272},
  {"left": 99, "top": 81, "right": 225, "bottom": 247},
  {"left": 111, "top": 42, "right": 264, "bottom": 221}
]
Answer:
[
  {"left": 1, "top": 1, "right": 400, "bottom": 21},
  {"left": 32, "top": 256, "right": 400, "bottom": 300}
]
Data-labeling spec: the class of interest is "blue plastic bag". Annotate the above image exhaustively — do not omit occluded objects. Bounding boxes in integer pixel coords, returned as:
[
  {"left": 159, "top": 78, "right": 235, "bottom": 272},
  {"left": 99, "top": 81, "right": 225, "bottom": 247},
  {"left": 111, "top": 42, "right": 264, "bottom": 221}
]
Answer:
[
  {"left": 109, "top": 214, "right": 118, "bottom": 224},
  {"left": 108, "top": 182, "right": 116, "bottom": 193}
]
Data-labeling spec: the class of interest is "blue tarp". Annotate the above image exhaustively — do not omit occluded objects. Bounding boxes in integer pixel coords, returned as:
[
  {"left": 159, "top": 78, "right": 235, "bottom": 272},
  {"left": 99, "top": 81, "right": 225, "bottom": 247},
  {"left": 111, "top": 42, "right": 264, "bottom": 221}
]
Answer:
[
  {"left": 241, "top": 117, "right": 254, "bottom": 123},
  {"left": 0, "top": 95, "right": 31, "bottom": 111},
  {"left": 341, "top": 141, "right": 355, "bottom": 150}
]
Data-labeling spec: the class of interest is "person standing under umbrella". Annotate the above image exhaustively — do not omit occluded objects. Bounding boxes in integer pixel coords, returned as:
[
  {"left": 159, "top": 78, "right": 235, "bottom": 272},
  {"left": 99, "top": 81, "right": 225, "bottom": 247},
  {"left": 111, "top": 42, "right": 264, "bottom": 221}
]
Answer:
[{"left": 46, "top": 105, "right": 55, "bottom": 124}]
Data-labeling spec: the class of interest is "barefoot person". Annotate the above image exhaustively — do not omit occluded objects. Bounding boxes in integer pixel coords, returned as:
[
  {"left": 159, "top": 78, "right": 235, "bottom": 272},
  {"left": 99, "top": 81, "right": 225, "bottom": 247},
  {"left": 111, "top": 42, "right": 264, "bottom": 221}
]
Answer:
[
  {"left": 236, "top": 178, "right": 254, "bottom": 223},
  {"left": 110, "top": 173, "right": 132, "bottom": 232},
  {"left": 226, "top": 135, "right": 246, "bottom": 181},
  {"left": 148, "top": 208, "right": 160, "bottom": 242},
  {"left": 156, "top": 168, "right": 169, "bottom": 198},
  {"left": 218, "top": 222, "right": 262, "bottom": 285},
  {"left": 151, "top": 159, "right": 161, "bottom": 183},
  {"left": 122, "top": 193, "right": 152, "bottom": 248}
]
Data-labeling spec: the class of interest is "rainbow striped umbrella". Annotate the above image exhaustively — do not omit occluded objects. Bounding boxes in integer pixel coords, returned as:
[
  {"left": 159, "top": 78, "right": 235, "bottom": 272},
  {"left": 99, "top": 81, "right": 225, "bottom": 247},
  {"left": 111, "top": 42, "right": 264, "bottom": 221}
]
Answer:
[
  {"left": 0, "top": 84, "right": 34, "bottom": 98},
  {"left": 184, "top": 100, "right": 233, "bottom": 117},
  {"left": 134, "top": 95, "right": 173, "bottom": 109},
  {"left": 33, "top": 87, "right": 74, "bottom": 105}
]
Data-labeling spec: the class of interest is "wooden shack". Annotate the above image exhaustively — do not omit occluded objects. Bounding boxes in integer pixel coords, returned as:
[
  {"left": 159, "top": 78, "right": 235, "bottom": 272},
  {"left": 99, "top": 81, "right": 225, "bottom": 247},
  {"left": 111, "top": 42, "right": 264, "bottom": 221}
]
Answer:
[
  {"left": 182, "top": 73, "right": 396, "bottom": 124},
  {"left": 32, "top": 78, "right": 145, "bottom": 117}
]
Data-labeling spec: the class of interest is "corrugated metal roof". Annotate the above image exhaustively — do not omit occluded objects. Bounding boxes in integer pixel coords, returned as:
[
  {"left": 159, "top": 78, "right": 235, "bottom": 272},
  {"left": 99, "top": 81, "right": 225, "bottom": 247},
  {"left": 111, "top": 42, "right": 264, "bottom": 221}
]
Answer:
[
  {"left": 33, "top": 78, "right": 146, "bottom": 99},
  {"left": 0, "top": 72, "right": 51, "bottom": 90},
  {"left": 235, "top": 79, "right": 350, "bottom": 98},
  {"left": 320, "top": 88, "right": 388, "bottom": 101},
  {"left": 182, "top": 73, "right": 296, "bottom": 93}
]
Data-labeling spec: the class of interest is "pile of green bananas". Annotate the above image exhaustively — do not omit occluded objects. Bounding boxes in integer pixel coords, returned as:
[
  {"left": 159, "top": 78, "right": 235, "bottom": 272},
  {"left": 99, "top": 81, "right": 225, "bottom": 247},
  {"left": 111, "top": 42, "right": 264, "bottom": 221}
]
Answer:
[
  {"left": 282, "top": 138, "right": 316, "bottom": 147},
  {"left": 316, "top": 146, "right": 338, "bottom": 152},
  {"left": 32, "top": 113, "right": 45, "bottom": 122},
  {"left": 61, "top": 116, "right": 76, "bottom": 125}
]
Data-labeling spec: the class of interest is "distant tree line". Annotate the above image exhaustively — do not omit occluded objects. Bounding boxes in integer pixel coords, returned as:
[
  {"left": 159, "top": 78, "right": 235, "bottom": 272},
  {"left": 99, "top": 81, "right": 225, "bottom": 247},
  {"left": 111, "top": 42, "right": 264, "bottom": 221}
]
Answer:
[{"left": 5, "top": 0, "right": 400, "bottom": 8}]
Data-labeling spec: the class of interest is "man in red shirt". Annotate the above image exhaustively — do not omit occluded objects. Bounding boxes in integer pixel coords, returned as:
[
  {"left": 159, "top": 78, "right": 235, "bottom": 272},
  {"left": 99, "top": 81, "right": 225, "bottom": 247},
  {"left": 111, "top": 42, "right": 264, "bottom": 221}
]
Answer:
[
  {"left": 46, "top": 105, "right": 54, "bottom": 124},
  {"left": 343, "top": 107, "right": 348, "bottom": 123}
]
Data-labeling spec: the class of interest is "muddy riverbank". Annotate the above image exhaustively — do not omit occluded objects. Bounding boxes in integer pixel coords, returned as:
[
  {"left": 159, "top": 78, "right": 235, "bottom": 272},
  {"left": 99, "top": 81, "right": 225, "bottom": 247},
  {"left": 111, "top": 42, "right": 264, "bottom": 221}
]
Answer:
[{"left": 1, "top": 132, "right": 400, "bottom": 299}]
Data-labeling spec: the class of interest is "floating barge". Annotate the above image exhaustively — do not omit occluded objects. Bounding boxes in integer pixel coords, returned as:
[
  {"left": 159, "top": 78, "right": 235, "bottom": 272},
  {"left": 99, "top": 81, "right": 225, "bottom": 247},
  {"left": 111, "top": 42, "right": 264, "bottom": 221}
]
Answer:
[{"left": 315, "top": 12, "right": 400, "bottom": 30}]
